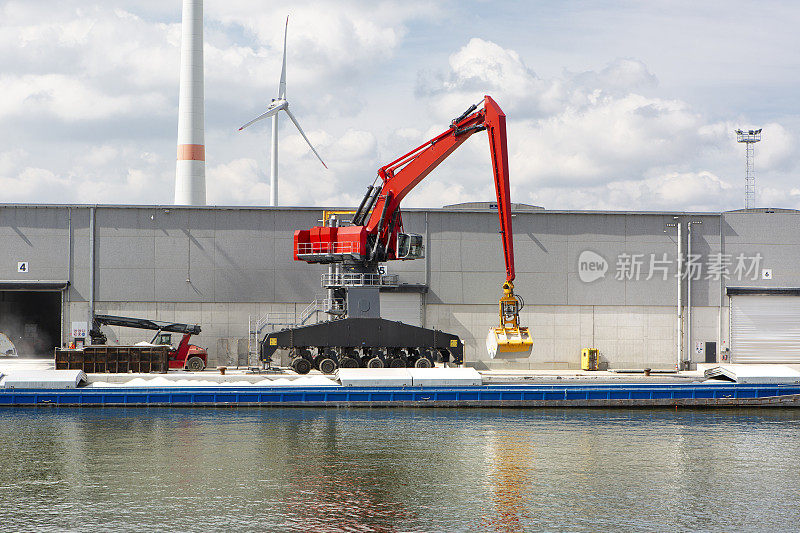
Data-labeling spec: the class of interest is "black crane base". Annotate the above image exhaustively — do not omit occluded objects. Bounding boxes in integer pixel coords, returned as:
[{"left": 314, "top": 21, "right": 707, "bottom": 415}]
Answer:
[{"left": 260, "top": 318, "right": 464, "bottom": 374}]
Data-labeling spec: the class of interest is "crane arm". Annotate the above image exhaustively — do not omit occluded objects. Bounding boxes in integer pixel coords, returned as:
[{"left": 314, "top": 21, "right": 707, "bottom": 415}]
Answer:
[
  {"left": 484, "top": 97, "right": 514, "bottom": 283},
  {"left": 293, "top": 95, "right": 517, "bottom": 279},
  {"left": 364, "top": 107, "right": 486, "bottom": 231},
  {"left": 364, "top": 96, "right": 516, "bottom": 281}
]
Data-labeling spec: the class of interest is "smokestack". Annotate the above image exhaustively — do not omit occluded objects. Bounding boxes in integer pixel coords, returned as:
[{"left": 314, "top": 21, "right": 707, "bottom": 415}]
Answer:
[{"left": 174, "top": 0, "right": 206, "bottom": 206}]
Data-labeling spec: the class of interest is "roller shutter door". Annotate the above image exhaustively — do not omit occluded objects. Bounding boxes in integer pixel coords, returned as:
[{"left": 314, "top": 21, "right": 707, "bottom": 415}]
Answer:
[
  {"left": 380, "top": 293, "right": 422, "bottom": 327},
  {"left": 731, "top": 295, "right": 800, "bottom": 363}
]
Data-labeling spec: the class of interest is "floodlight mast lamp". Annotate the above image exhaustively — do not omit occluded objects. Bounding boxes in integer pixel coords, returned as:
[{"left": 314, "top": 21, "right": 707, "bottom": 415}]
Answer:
[
  {"left": 238, "top": 16, "right": 327, "bottom": 207},
  {"left": 736, "top": 128, "right": 762, "bottom": 210}
]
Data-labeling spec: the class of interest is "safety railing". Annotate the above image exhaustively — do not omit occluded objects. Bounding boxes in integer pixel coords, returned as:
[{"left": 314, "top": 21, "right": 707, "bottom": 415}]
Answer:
[
  {"left": 299, "top": 297, "right": 346, "bottom": 323},
  {"left": 321, "top": 272, "right": 399, "bottom": 288},
  {"left": 295, "top": 241, "right": 363, "bottom": 256}
]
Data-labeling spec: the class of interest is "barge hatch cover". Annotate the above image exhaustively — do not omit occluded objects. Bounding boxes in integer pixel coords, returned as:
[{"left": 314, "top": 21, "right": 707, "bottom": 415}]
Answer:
[{"left": 704, "top": 364, "right": 800, "bottom": 384}]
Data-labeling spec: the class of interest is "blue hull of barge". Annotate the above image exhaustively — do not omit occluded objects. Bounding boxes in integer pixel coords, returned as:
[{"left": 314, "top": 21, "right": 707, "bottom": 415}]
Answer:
[{"left": 2, "top": 383, "right": 800, "bottom": 407}]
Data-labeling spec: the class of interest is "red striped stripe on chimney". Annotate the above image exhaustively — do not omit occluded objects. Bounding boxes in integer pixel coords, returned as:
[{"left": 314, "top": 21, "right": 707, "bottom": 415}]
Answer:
[{"left": 177, "top": 144, "right": 205, "bottom": 161}]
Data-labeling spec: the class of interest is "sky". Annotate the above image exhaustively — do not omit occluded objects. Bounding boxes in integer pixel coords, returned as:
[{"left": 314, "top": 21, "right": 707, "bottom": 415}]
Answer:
[{"left": 1, "top": 0, "right": 799, "bottom": 211}]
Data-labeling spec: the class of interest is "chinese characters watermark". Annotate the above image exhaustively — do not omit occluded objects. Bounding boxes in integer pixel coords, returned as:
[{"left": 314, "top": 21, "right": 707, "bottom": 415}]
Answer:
[{"left": 579, "top": 251, "right": 766, "bottom": 283}]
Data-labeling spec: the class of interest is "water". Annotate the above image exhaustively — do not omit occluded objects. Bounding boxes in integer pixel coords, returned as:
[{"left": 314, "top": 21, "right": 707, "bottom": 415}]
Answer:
[{"left": 1, "top": 408, "right": 799, "bottom": 532}]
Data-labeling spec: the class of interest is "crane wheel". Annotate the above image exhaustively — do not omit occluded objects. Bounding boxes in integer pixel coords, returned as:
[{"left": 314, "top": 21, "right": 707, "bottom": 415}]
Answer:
[
  {"left": 414, "top": 357, "right": 433, "bottom": 368},
  {"left": 366, "top": 357, "right": 384, "bottom": 368},
  {"left": 388, "top": 357, "right": 406, "bottom": 368},
  {"left": 318, "top": 358, "right": 337, "bottom": 375},
  {"left": 185, "top": 356, "right": 205, "bottom": 372},
  {"left": 339, "top": 357, "right": 359, "bottom": 369},
  {"left": 291, "top": 357, "right": 312, "bottom": 375}
]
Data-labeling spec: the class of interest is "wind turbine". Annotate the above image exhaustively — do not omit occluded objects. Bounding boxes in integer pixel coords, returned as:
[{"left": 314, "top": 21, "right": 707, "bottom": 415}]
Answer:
[{"left": 239, "top": 16, "right": 327, "bottom": 207}]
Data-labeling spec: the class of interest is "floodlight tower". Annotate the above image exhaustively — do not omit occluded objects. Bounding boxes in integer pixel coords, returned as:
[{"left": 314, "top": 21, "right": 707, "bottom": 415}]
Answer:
[{"left": 736, "top": 128, "right": 762, "bottom": 210}]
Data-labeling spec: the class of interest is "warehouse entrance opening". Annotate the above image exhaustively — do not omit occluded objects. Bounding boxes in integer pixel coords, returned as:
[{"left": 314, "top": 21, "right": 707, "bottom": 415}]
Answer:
[
  {"left": 731, "top": 293, "right": 800, "bottom": 363},
  {"left": 0, "top": 291, "right": 61, "bottom": 357}
]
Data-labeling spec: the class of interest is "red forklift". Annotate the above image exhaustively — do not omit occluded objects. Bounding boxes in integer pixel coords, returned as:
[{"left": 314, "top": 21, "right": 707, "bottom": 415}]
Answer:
[{"left": 90, "top": 314, "right": 208, "bottom": 371}]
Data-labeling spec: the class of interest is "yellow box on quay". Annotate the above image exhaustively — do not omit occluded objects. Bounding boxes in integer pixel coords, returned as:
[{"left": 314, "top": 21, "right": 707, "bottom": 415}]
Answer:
[{"left": 581, "top": 349, "right": 599, "bottom": 371}]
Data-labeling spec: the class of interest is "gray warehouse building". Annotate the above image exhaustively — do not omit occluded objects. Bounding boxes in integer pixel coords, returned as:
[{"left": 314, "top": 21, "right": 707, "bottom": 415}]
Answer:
[{"left": 1, "top": 203, "right": 798, "bottom": 370}]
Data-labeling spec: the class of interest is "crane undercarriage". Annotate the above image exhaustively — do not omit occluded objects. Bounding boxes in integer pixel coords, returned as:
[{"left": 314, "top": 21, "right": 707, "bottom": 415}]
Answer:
[{"left": 260, "top": 317, "right": 463, "bottom": 374}]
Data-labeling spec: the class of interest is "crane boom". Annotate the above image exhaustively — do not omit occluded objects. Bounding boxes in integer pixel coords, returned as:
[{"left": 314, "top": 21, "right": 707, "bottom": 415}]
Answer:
[
  {"left": 361, "top": 96, "right": 516, "bottom": 281},
  {"left": 484, "top": 98, "right": 515, "bottom": 283}
]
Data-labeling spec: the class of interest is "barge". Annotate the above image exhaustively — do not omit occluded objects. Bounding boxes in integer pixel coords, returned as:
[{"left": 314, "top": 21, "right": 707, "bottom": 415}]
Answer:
[{"left": 2, "top": 382, "right": 800, "bottom": 408}]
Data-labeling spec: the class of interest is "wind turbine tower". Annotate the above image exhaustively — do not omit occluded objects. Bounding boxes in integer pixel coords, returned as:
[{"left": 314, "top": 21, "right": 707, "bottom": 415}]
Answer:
[
  {"left": 174, "top": 0, "right": 206, "bottom": 206},
  {"left": 240, "top": 17, "right": 327, "bottom": 206}
]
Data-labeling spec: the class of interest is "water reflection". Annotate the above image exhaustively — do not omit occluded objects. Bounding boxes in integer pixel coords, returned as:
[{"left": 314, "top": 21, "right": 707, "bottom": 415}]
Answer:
[
  {"left": 483, "top": 430, "right": 533, "bottom": 531},
  {"left": 1, "top": 408, "right": 800, "bottom": 532}
]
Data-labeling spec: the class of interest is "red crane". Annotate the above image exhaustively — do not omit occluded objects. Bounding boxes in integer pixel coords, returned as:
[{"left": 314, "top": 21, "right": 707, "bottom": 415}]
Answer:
[{"left": 294, "top": 95, "right": 532, "bottom": 358}]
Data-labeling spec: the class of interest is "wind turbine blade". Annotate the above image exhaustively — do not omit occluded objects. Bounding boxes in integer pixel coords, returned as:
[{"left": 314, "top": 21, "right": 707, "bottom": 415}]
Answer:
[
  {"left": 238, "top": 100, "right": 286, "bottom": 131},
  {"left": 285, "top": 107, "right": 328, "bottom": 169},
  {"left": 278, "top": 16, "right": 288, "bottom": 99}
]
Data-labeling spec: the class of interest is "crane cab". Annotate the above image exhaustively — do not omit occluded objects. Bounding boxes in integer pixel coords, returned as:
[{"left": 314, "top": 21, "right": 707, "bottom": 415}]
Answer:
[{"left": 396, "top": 233, "right": 424, "bottom": 260}]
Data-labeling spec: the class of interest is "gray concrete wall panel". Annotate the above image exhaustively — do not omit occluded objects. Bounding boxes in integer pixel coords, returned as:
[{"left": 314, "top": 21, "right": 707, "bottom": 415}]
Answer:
[
  {"left": 96, "top": 209, "right": 156, "bottom": 237},
  {"left": 565, "top": 272, "right": 627, "bottom": 306},
  {"left": 96, "top": 268, "right": 155, "bottom": 302},
  {"left": 274, "top": 267, "right": 324, "bottom": 303},
  {"left": 153, "top": 268, "right": 212, "bottom": 302},
  {"left": 724, "top": 212, "right": 800, "bottom": 245},
  {"left": 96, "top": 235, "right": 155, "bottom": 269},
  {"left": 427, "top": 271, "right": 464, "bottom": 304},
  {"left": 428, "top": 238, "right": 462, "bottom": 273},
  {"left": 214, "top": 269, "right": 274, "bottom": 302}
]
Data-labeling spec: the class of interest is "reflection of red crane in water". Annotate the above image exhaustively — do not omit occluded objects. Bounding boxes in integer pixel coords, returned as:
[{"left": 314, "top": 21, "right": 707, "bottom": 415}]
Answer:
[
  {"left": 283, "top": 471, "right": 410, "bottom": 532},
  {"left": 483, "top": 431, "right": 534, "bottom": 531}
]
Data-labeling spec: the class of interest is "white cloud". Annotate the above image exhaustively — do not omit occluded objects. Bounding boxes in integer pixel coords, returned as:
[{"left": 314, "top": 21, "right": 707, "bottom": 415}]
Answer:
[
  {"left": 78, "top": 145, "right": 119, "bottom": 168},
  {"left": 0, "top": 1, "right": 798, "bottom": 215},
  {"left": 412, "top": 38, "right": 800, "bottom": 212},
  {"left": 207, "top": 158, "right": 269, "bottom": 204},
  {"left": 756, "top": 123, "right": 794, "bottom": 170},
  {"left": 523, "top": 171, "right": 740, "bottom": 212},
  {"left": 207, "top": 0, "right": 432, "bottom": 89},
  {"left": 0, "top": 74, "right": 169, "bottom": 121},
  {"left": 570, "top": 58, "right": 658, "bottom": 94}
]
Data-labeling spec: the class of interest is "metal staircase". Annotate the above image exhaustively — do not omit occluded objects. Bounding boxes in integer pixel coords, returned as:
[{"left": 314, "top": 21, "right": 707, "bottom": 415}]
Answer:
[{"left": 247, "top": 296, "right": 345, "bottom": 367}]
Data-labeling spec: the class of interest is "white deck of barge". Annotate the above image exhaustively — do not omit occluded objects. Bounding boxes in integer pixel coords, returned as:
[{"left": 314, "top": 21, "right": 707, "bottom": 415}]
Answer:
[{"left": 4, "top": 357, "right": 800, "bottom": 386}]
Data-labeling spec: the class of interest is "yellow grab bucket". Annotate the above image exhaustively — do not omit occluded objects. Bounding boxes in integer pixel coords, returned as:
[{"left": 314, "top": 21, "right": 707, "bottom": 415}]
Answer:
[{"left": 486, "top": 326, "right": 533, "bottom": 359}]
